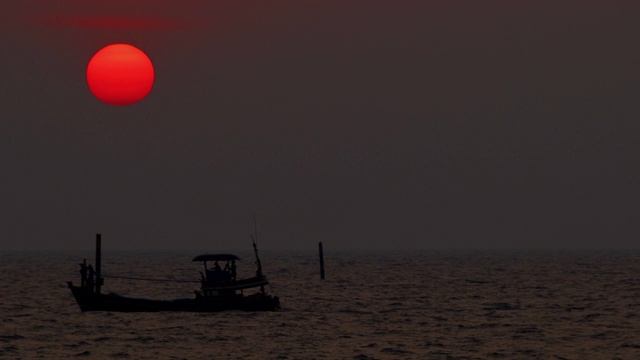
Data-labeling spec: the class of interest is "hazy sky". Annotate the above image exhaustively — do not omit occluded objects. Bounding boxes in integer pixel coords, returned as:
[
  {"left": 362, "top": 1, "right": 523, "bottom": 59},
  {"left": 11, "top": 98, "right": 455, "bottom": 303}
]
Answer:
[{"left": 2, "top": 0, "right": 639, "bottom": 251}]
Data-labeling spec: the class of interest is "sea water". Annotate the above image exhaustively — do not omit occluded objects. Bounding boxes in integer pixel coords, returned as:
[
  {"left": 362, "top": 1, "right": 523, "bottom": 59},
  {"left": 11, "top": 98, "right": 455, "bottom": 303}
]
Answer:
[{"left": 1, "top": 249, "right": 639, "bottom": 359}]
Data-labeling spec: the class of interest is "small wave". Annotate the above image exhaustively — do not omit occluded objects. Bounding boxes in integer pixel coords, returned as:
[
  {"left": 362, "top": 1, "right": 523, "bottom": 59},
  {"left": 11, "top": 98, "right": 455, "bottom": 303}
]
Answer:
[
  {"left": 514, "top": 326, "right": 542, "bottom": 334},
  {"left": 380, "top": 347, "right": 413, "bottom": 355},
  {"left": 109, "top": 352, "right": 130, "bottom": 358},
  {"left": 486, "top": 351, "right": 507, "bottom": 357},
  {"left": 353, "top": 354, "right": 374, "bottom": 360},
  {"left": 129, "top": 336, "right": 154, "bottom": 343},
  {"left": 339, "top": 308, "right": 373, "bottom": 315},
  {"left": 466, "top": 279, "right": 492, "bottom": 284},
  {"left": 2, "top": 345, "right": 18, "bottom": 353},
  {"left": 74, "top": 350, "right": 91, "bottom": 357},
  {"left": 423, "top": 341, "right": 445, "bottom": 348},
  {"left": 482, "top": 302, "right": 516, "bottom": 311},
  {"left": 0, "top": 334, "right": 24, "bottom": 341},
  {"left": 579, "top": 313, "right": 602, "bottom": 321},
  {"left": 9, "top": 313, "right": 33, "bottom": 318}
]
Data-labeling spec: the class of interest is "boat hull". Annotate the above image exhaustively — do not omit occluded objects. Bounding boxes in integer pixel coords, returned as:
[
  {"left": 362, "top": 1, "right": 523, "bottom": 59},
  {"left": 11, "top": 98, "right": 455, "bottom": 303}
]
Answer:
[{"left": 67, "top": 282, "right": 280, "bottom": 312}]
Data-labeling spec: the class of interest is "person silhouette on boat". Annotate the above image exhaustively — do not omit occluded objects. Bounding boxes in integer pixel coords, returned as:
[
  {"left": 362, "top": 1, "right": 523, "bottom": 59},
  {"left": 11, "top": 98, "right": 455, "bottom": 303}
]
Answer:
[
  {"left": 223, "top": 261, "right": 232, "bottom": 281},
  {"left": 79, "top": 262, "right": 87, "bottom": 288},
  {"left": 213, "top": 261, "right": 222, "bottom": 273},
  {"left": 230, "top": 260, "right": 237, "bottom": 281},
  {"left": 87, "top": 265, "right": 95, "bottom": 292}
]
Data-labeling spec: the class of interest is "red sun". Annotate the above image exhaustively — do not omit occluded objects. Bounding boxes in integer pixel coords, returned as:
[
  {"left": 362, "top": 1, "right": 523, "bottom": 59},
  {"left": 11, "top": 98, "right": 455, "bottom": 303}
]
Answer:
[{"left": 86, "top": 44, "right": 155, "bottom": 106}]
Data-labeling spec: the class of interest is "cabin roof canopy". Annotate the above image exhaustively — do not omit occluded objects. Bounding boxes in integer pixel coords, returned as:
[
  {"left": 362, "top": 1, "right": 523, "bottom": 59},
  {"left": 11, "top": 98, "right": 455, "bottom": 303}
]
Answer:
[{"left": 192, "top": 254, "right": 240, "bottom": 262}]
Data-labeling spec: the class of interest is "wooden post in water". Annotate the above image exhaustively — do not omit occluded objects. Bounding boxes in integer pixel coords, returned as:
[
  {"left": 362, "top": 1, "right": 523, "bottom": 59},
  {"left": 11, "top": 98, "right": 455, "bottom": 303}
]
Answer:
[
  {"left": 95, "top": 234, "right": 102, "bottom": 294},
  {"left": 318, "top": 242, "right": 325, "bottom": 280}
]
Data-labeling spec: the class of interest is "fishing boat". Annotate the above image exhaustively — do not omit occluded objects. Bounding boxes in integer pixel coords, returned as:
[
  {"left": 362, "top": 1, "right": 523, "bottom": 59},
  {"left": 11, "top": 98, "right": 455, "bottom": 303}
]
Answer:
[{"left": 67, "top": 234, "right": 280, "bottom": 312}]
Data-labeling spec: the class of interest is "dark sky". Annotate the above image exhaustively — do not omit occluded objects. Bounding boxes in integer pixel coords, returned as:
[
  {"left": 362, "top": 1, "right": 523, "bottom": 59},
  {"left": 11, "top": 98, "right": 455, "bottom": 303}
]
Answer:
[{"left": 2, "top": 0, "right": 639, "bottom": 251}]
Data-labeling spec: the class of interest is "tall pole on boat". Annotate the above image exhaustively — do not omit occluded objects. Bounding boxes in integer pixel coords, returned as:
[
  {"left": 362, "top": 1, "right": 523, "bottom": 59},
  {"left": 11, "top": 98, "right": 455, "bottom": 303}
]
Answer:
[
  {"left": 252, "top": 214, "right": 263, "bottom": 277},
  {"left": 95, "top": 233, "right": 102, "bottom": 294},
  {"left": 252, "top": 238, "right": 265, "bottom": 295},
  {"left": 252, "top": 215, "right": 266, "bottom": 295},
  {"left": 252, "top": 235, "right": 263, "bottom": 277}
]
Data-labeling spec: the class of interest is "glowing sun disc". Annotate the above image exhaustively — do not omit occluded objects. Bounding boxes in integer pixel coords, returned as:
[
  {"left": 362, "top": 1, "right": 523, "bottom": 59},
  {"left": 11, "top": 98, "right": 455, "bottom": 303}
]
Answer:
[{"left": 86, "top": 43, "right": 155, "bottom": 106}]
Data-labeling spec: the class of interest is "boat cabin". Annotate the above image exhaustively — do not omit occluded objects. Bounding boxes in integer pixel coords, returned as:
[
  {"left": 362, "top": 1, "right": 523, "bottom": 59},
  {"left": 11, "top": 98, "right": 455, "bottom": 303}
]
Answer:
[
  {"left": 193, "top": 253, "right": 240, "bottom": 283},
  {"left": 192, "top": 253, "right": 268, "bottom": 298}
]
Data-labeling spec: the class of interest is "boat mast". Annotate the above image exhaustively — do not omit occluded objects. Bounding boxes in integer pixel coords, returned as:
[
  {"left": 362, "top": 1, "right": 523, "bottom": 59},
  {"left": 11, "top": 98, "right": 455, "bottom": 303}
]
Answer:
[
  {"left": 252, "top": 235, "right": 263, "bottom": 276},
  {"left": 252, "top": 215, "right": 265, "bottom": 294}
]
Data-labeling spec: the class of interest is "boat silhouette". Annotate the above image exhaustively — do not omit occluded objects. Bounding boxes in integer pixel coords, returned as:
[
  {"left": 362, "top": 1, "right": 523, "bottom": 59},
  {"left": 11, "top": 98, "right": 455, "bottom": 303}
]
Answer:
[{"left": 67, "top": 234, "right": 280, "bottom": 312}]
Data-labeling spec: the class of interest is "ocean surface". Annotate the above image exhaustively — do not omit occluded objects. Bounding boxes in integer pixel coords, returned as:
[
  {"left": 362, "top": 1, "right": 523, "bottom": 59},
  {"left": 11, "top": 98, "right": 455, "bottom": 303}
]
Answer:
[{"left": 1, "top": 249, "right": 640, "bottom": 359}]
